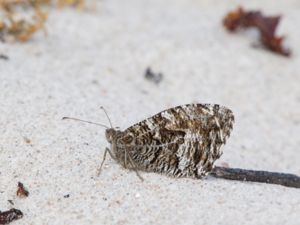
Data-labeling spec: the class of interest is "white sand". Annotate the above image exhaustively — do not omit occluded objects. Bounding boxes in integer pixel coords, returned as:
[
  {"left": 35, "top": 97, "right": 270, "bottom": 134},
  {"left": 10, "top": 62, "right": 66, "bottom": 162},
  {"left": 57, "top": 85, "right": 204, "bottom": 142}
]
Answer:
[{"left": 0, "top": 0, "right": 299, "bottom": 224}]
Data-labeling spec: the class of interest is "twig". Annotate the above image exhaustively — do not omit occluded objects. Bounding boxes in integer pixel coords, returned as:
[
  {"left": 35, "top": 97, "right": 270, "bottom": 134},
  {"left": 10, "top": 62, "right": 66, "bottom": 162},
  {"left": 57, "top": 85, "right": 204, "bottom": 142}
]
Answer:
[{"left": 211, "top": 166, "right": 300, "bottom": 188}]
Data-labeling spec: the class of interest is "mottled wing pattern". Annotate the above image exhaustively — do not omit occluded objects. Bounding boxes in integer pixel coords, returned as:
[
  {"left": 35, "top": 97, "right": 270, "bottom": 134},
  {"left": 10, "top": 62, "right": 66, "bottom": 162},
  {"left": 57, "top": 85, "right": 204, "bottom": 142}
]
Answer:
[{"left": 116, "top": 104, "right": 234, "bottom": 178}]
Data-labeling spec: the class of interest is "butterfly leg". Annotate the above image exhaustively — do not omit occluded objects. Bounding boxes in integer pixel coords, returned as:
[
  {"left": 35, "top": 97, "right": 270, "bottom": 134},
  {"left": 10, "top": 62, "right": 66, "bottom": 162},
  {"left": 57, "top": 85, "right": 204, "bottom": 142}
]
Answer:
[
  {"left": 125, "top": 150, "right": 144, "bottom": 181},
  {"left": 124, "top": 150, "right": 128, "bottom": 169},
  {"left": 97, "top": 147, "right": 115, "bottom": 176}
]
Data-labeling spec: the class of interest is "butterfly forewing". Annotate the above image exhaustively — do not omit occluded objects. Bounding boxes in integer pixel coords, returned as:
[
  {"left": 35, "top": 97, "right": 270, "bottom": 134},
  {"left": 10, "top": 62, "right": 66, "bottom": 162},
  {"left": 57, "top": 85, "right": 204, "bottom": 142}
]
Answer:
[{"left": 115, "top": 104, "right": 234, "bottom": 178}]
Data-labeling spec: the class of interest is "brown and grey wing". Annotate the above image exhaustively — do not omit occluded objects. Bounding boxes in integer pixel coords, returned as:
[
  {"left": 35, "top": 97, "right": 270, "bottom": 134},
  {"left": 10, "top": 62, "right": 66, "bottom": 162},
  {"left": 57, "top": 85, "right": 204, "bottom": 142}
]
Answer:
[
  {"left": 121, "top": 103, "right": 234, "bottom": 147},
  {"left": 117, "top": 103, "right": 234, "bottom": 177}
]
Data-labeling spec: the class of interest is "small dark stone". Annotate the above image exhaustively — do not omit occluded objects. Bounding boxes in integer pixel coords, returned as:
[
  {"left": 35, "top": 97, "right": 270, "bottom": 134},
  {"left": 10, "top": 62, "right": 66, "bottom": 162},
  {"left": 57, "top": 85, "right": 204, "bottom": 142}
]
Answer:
[
  {"left": 144, "top": 67, "right": 163, "bottom": 84},
  {"left": 0, "top": 54, "right": 9, "bottom": 61}
]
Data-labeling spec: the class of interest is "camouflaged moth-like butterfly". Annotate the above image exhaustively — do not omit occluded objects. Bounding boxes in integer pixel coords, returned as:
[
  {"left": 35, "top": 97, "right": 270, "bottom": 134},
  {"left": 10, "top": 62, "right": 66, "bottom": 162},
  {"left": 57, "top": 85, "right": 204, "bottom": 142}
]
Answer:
[{"left": 63, "top": 103, "right": 234, "bottom": 180}]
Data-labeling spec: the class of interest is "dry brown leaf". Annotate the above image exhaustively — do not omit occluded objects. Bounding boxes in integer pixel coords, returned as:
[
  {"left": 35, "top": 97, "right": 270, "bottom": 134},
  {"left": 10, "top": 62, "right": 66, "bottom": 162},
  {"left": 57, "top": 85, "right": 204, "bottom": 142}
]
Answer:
[{"left": 223, "top": 7, "right": 291, "bottom": 57}]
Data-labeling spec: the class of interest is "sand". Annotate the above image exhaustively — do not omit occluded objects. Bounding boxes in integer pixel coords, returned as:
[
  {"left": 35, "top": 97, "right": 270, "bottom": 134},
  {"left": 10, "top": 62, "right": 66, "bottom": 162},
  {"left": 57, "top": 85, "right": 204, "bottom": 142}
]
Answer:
[{"left": 0, "top": 0, "right": 299, "bottom": 224}]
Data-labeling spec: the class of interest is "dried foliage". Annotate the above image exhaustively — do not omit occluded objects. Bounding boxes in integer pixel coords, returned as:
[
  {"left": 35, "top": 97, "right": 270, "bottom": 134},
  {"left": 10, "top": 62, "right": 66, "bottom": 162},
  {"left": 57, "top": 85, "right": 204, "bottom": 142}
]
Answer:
[
  {"left": 0, "top": 208, "right": 23, "bottom": 224},
  {"left": 0, "top": 0, "right": 48, "bottom": 42},
  {"left": 223, "top": 7, "right": 291, "bottom": 57},
  {"left": 57, "top": 0, "right": 85, "bottom": 9},
  {"left": 0, "top": 0, "right": 88, "bottom": 42},
  {"left": 16, "top": 182, "right": 29, "bottom": 197},
  {"left": 0, "top": 0, "right": 85, "bottom": 9}
]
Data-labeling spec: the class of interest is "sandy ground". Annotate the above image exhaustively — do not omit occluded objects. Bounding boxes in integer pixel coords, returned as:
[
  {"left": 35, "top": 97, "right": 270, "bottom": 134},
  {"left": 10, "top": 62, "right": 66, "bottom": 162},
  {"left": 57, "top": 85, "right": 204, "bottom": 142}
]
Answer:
[{"left": 1, "top": 0, "right": 300, "bottom": 224}]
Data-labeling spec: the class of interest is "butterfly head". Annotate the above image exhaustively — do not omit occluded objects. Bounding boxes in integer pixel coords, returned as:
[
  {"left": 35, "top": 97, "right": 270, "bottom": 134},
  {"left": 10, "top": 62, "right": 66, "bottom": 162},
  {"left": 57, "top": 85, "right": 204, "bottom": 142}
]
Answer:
[{"left": 105, "top": 128, "right": 121, "bottom": 144}]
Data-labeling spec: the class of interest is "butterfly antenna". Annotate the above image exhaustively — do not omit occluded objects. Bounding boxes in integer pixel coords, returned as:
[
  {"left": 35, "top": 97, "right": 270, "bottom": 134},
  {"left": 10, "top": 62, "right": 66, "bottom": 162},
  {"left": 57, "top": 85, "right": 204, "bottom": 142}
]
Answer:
[
  {"left": 62, "top": 117, "right": 109, "bottom": 129},
  {"left": 100, "top": 106, "right": 113, "bottom": 128}
]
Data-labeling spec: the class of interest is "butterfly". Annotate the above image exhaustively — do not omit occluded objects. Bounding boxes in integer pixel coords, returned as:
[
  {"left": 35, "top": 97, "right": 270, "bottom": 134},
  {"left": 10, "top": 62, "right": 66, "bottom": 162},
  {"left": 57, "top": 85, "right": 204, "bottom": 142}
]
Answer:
[{"left": 63, "top": 103, "right": 234, "bottom": 181}]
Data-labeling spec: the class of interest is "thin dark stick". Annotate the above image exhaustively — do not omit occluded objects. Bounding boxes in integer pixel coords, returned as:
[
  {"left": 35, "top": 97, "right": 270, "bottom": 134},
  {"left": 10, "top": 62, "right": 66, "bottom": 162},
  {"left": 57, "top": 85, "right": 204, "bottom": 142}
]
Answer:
[{"left": 210, "top": 166, "right": 300, "bottom": 188}]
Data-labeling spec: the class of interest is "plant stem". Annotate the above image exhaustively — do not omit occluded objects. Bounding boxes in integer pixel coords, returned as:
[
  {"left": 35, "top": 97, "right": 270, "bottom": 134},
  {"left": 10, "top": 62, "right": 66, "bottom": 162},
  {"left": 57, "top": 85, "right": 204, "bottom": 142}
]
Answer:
[{"left": 211, "top": 166, "right": 300, "bottom": 188}]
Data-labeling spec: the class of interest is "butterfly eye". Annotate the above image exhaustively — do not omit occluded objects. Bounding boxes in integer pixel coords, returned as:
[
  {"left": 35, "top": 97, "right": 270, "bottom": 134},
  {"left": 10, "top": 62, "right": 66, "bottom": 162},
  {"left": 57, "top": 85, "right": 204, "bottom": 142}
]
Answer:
[{"left": 123, "top": 135, "right": 133, "bottom": 143}]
